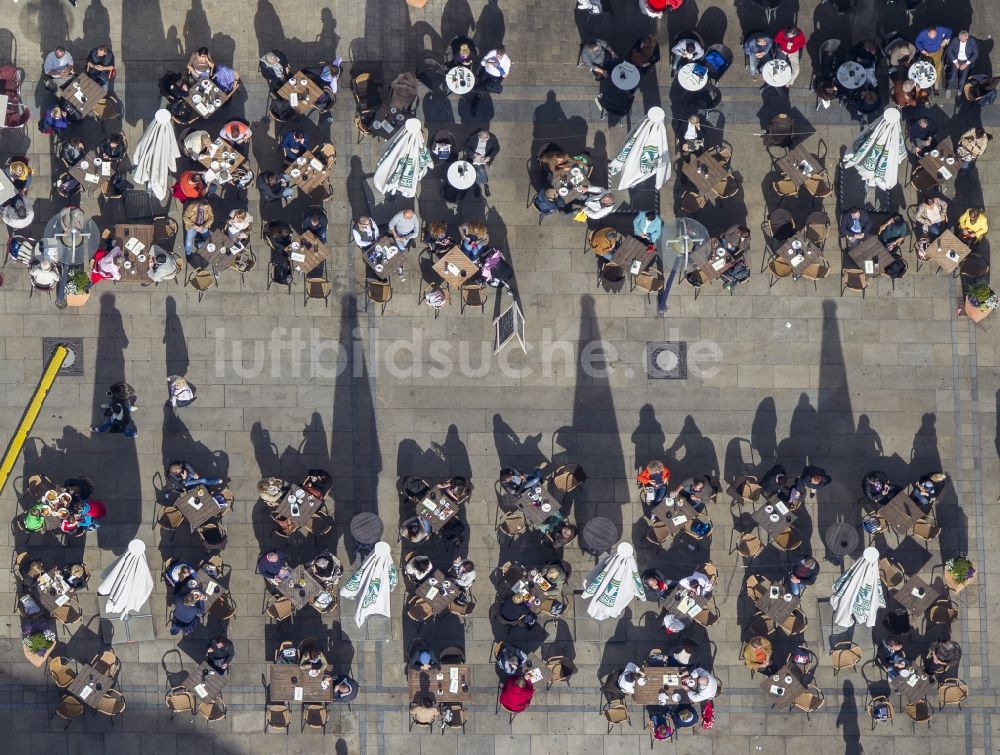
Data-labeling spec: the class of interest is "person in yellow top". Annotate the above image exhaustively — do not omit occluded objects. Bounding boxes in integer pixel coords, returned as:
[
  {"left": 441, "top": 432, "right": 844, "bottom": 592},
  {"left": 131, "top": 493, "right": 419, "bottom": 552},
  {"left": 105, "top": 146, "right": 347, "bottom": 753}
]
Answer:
[
  {"left": 743, "top": 636, "right": 776, "bottom": 674},
  {"left": 957, "top": 207, "right": 988, "bottom": 243}
]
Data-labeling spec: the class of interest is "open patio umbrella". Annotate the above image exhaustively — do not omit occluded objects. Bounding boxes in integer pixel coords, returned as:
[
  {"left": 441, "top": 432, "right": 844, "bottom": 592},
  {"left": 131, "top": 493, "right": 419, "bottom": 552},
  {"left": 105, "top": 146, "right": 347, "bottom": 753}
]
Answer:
[
  {"left": 373, "top": 118, "right": 432, "bottom": 198},
  {"left": 97, "top": 540, "right": 154, "bottom": 619},
  {"left": 339, "top": 541, "right": 398, "bottom": 627},
  {"left": 658, "top": 216, "right": 709, "bottom": 271},
  {"left": 581, "top": 542, "right": 645, "bottom": 621},
  {"left": 131, "top": 108, "right": 180, "bottom": 201},
  {"left": 608, "top": 106, "right": 671, "bottom": 190},
  {"left": 830, "top": 546, "right": 886, "bottom": 629},
  {"left": 841, "top": 107, "right": 905, "bottom": 190},
  {"left": 42, "top": 207, "right": 100, "bottom": 308}
]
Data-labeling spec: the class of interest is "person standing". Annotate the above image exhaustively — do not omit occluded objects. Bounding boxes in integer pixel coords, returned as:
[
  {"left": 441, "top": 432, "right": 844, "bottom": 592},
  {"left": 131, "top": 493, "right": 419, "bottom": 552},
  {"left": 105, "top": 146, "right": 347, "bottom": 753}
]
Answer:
[
  {"left": 743, "top": 34, "right": 773, "bottom": 81},
  {"left": 944, "top": 31, "right": 979, "bottom": 97},
  {"left": 91, "top": 399, "right": 137, "bottom": 438},
  {"left": 774, "top": 27, "right": 806, "bottom": 87},
  {"left": 463, "top": 129, "right": 499, "bottom": 196},
  {"left": 956, "top": 126, "right": 991, "bottom": 171},
  {"left": 205, "top": 636, "right": 235, "bottom": 674},
  {"left": 915, "top": 26, "right": 952, "bottom": 89},
  {"left": 85, "top": 44, "right": 115, "bottom": 91}
]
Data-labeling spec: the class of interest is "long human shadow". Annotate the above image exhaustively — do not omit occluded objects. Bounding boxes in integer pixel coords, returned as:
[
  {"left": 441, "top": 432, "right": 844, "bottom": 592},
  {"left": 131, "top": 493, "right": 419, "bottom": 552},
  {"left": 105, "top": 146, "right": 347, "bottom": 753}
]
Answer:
[
  {"left": 630, "top": 404, "right": 666, "bottom": 474},
  {"left": 253, "top": 0, "right": 340, "bottom": 63},
  {"left": 911, "top": 412, "right": 966, "bottom": 560},
  {"left": 836, "top": 679, "right": 863, "bottom": 755},
  {"left": 70, "top": 0, "right": 111, "bottom": 66},
  {"left": 492, "top": 414, "right": 547, "bottom": 472},
  {"left": 120, "top": 0, "right": 179, "bottom": 124}
]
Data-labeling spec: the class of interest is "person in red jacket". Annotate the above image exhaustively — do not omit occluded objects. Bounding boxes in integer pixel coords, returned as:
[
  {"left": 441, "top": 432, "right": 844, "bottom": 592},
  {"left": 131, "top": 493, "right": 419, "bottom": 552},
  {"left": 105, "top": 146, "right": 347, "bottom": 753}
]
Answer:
[
  {"left": 499, "top": 675, "right": 535, "bottom": 712},
  {"left": 636, "top": 460, "right": 671, "bottom": 504},
  {"left": 774, "top": 26, "right": 806, "bottom": 87}
]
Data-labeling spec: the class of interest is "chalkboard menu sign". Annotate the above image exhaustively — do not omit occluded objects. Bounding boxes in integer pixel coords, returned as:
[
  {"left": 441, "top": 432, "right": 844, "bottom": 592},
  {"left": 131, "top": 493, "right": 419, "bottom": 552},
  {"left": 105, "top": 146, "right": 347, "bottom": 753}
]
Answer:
[{"left": 493, "top": 302, "right": 526, "bottom": 353}]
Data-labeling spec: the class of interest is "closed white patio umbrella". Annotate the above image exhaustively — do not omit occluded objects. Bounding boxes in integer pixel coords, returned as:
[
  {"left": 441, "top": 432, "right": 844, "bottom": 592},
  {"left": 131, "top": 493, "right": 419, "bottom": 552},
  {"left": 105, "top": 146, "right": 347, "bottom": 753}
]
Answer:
[
  {"left": 608, "top": 106, "right": 671, "bottom": 190},
  {"left": 340, "top": 541, "right": 398, "bottom": 627},
  {"left": 830, "top": 546, "right": 886, "bottom": 629},
  {"left": 582, "top": 542, "right": 645, "bottom": 621},
  {"left": 373, "top": 119, "right": 432, "bottom": 198},
  {"left": 841, "top": 107, "right": 905, "bottom": 190},
  {"left": 131, "top": 108, "right": 180, "bottom": 201},
  {"left": 98, "top": 540, "right": 154, "bottom": 619}
]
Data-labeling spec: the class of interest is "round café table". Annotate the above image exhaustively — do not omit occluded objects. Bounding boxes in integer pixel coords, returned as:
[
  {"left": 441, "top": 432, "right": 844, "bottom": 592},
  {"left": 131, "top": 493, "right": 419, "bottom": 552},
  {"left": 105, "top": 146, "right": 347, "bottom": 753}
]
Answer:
[
  {"left": 762, "top": 59, "right": 792, "bottom": 87},
  {"left": 447, "top": 160, "right": 477, "bottom": 190},
  {"left": 836, "top": 61, "right": 867, "bottom": 90},
  {"left": 824, "top": 522, "right": 861, "bottom": 558},
  {"left": 581, "top": 516, "right": 619, "bottom": 557},
  {"left": 350, "top": 512, "right": 384, "bottom": 547},
  {"left": 445, "top": 66, "right": 476, "bottom": 95},
  {"left": 908, "top": 59, "right": 936, "bottom": 90},
  {"left": 677, "top": 62, "right": 708, "bottom": 92},
  {"left": 611, "top": 62, "right": 641, "bottom": 91}
]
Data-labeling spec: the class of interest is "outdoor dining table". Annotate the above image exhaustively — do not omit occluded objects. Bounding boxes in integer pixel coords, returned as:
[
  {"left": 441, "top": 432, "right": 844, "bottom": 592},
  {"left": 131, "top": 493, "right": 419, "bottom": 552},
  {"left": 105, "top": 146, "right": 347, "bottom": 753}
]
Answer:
[
  {"left": 754, "top": 584, "right": 802, "bottom": 626},
  {"left": 446, "top": 160, "right": 477, "bottom": 190},
  {"left": 610, "top": 235, "right": 657, "bottom": 275},
  {"left": 649, "top": 497, "right": 702, "bottom": 539},
  {"left": 57, "top": 73, "right": 106, "bottom": 117},
  {"left": 32, "top": 567, "right": 76, "bottom": 614},
  {"left": 917, "top": 144, "right": 958, "bottom": 193},
  {"left": 908, "top": 59, "right": 937, "bottom": 89},
  {"left": 922, "top": 229, "right": 970, "bottom": 275},
  {"left": 433, "top": 245, "right": 480, "bottom": 287},
  {"left": 658, "top": 586, "right": 710, "bottom": 628},
  {"left": 676, "top": 62, "right": 708, "bottom": 92},
  {"left": 682, "top": 153, "right": 731, "bottom": 199},
  {"left": 848, "top": 235, "right": 894, "bottom": 276},
  {"left": 193, "top": 567, "right": 229, "bottom": 613},
  {"left": 611, "top": 61, "right": 641, "bottom": 91},
  {"left": 174, "top": 484, "right": 226, "bottom": 529},
  {"left": 195, "top": 230, "right": 243, "bottom": 273},
  {"left": 287, "top": 230, "right": 330, "bottom": 276},
  {"left": 68, "top": 149, "right": 121, "bottom": 194},
  {"left": 183, "top": 78, "right": 232, "bottom": 120},
  {"left": 893, "top": 574, "right": 942, "bottom": 617},
  {"left": 413, "top": 568, "right": 460, "bottom": 616},
  {"left": 268, "top": 663, "right": 333, "bottom": 703},
  {"left": 114, "top": 222, "right": 155, "bottom": 282},
  {"left": 549, "top": 162, "right": 590, "bottom": 202},
  {"left": 879, "top": 489, "right": 923, "bottom": 534},
  {"left": 277, "top": 71, "right": 325, "bottom": 115},
  {"left": 414, "top": 488, "right": 461, "bottom": 532},
  {"left": 197, "top": 138, "right": 246, "bottom": 184},
  {"left": 890, "top": 664, "right": 934, "bottom": 705},
  {"left": 751, "top": 501, "right": 797, "bottom": 538},
  {"left": 775, "top": 234, "right": 825, "bottom": 277},
  {"left": 363, "top": 236, "right": 406, "bottom": 278},
  {"left": 776, "top": 145, "right": 825, "bottom": 190},
  {"left": 581, "top": 516, "right": 619, "bottom": 554},
  {"left": 760, "top": 663, "right": 807, "bottom": 704},
  {"left": 66, "top": 661, "right": 115, "bottom": 709},
  {"left": 512, "top": 490, "right": 561, "bottom": 528},
  {"left": 499, "top": 563, "right": 553, "bottom": 603},
  {"left": 445, "top": 66, "right": 476, "bottom": 95},
  {"left": 288, "top": 148, "right": 334, "bottom": 196},
  {"left": 689, "top": 238, "right": 735, "bottom": 281},
  {"left": 522, "top": 654, "right": 553, "bottom": 687},
  {"left": 271, "top": 565, "right": 327, "bottom": 611},
  {"left": 408, "top": 665, "right": 472, "bottom": 703},
  {"left": 632, "top": 667, "right": 694, "bottom": 704},
  {"left": 762, "top": 58, "right": 792, "bottom": 87},
  {"left": 350, "top": 512, "right": 384, "bottom": 548},
  {"left": 836, "top": 61, "right": 868, "bottom": 90},
  {"left": 369, "top": 103, "right": 407, "bottom": 139},
  {"left": 180, "top": 661, "right": 228, "bottom": 704}
]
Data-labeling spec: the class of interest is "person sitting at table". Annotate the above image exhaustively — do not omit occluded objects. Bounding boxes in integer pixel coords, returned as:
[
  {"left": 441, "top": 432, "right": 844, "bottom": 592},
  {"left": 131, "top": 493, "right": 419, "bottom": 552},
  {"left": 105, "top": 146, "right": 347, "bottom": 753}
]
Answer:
[
  {"left": 678, "top": 570, "right": 713, "bottom": 596},
  {"left": 879, "top": 636, "right": 908, "bottom": 678},
  {"left": 839, "top": 207, "right": 872, "bottom": 249},
  {"left": 538, "top": 146, "right": 574, "bottom": 177},
  {"left": 862, "top": 470, "right": 894, "bottom": 504},
  {"left": 670, "top": 476, "right": 712, "bottom": 511},
  {"left": 477, "top": 46, "right": 511, "bottom": 95},
  {"left": 408, "top": 641, "right": 440, "bottom": 670},
  {"left": 147, "top": 253, "right": 177, "bottom": 288},
  {"left": 637, "top": 460, "right": 671, "bottom": 504},
  {"left": 205, "top": 635, "right": 235, "bottom": 674},
  {"left": 677, "top": 114, "right": 704, "bottom": 155},
  {"left": 258, "top": 171, "right": 293, "bottom": 202},
  {"left": 29, "top": 259, "right": 60, "bottom": 292},
  {"left": 40, "top": 106, "right": 71, "bottom": 135},
  {"left": 633, "top": 211, "right": 662, "bottom": 245},
  {"left": 97, "top": 134, "right": 125, "bottom": 163},
  {"left": 965, "top": 74, "right": 1000, "bottom": 107},
  {"left": 280, "top": 129, "right": 309, "bottom": 164},
  {"left": 852, "top": 85, "right": 882, "bottom": 117},
  {"left": 164, "top": 559, "right": 195, "bottom": 588},
  {"left": 533, "top": 188, "right": 567, "bottom": 217},
  {"left": 911, "top": 471, "right": 947, "bottom": 507},
  {"left": 388, "top": 208, "right": 420, "bottom": 250},
  {"left": 957, "top": 207, "right": 988, "bottom": 245},
  {"left": 259, "top": 50, "right": 291, "bottom": 90},
  {"left": 907, "top": 117, "right": 938, "bottom": 157},
  {"left": 300, "top": 208, "right": 328, "bottom": 244},
  {"left": 257, "top": 550, "right": 291, "bottom": 581},
  {"left": 4, "top": 160, "right": 31, "bottom": 193},
  {"left": 580, "top": 187, "right": 616, "bottom": 219},
  {"left": 500, "top": 675, "right": 535, "bottom": 712},
  {"left": 464, "top": 129, "right": 500, "bottom": 194},
  {"left": 187, "top": 47, "right": 215, "bottom": 80},
  {"left": 887, "top": 39, "right": 917, "bottom": 73},
  {"left": 166, "top": 460, "right": 225, "bottom": 492},
  {"left": 400, "top": 516, "right": 433, "bottom": 544},
  {"left": 172, "top": 169, "right": 209, "bottom": 201},
  {"left": 322, "top": 673, "right": 358, "bottom": 703},
  {"left": 549, "top": 522, "right": 578, "bottom": 548},
  {"left": 213, "top": 65, "right": 240, "bottom": 94},
  {"left": 59, "top": 562, "right": 87, "bottom": 590},
  {"left": 458, "top": 220, "right": 489, "bottom": 261},
  {"left": 409, "top": 696, "right": 440, "bottom": 726},
  {"left": 774, "top": 26, "right": 807, "bottom": 88},
  {"left": 681, "top": 667, "right": 719, "bottom": 702},
  {"left": 499, "top": 466, "right": 545, "bottom": 496},
  {"left": 617, "top": 662, "right": 647, "bottom": 694},
  {"left": 43, "top": 46, "right": 75, "bottom": 91},
  {"left": 495, "top": 643, "right": 528, "bottom": 676},
  {"left": 670, "top": 38, "right": 704, "bottom": 76},
  {"left": 786, "top": 555, "right": 819, "bottom": 596},
  {"left": 877, "top": 214, "right": 909, "bottom": 252},
  {"left": 422, "top": 221, "right": 454, "bottom": 254},
  {"left": 349, "top": 216, "right": 378, "bottom": 252},
  {"left": 449, "top": 557, "right": 477, "bottom": 588},
  {"left": 743, "top": 636, "right": 777, "bottom": 674},
  {"left": 914, "top": 195, "right": 948, "bottom": 239},
  {"left": 404, "top": 553, "right": 433, "bottom": 582},
  {"left": 436, "top": 477, "right": 470, "bottom": 503},
  {"left": 224, "top": 208, "right": 253, "bottom": 242},
  {"left": 672, "top": 705, "right": 699, "bottom": 729},
  {"left": 956, "top": 127, "right": 992, "bottom": 171},
  {"left": 654, "top": 639, "right": 702, "bottom": 668},
  {"left": 170, "top": 590, "right": 206, "bottom": 635},
  {"left": 299, "top": 644, "right": 328, "bottom": 672},
  {"left": 500, "top": 593, "right": 538, "bottom": 627},
  {"left": 308, "top": 550, "right": 343, "bottom": 586},
  {"left": 182, "top": 129, "right": 212, "bottom": 160},
  {"left": 85, "top": 44, "right": 115, "bottom": 91},
  {"left": 220, "top": 120, "right": 252, "bottom": 148},
  {"left": 813, "top": 75, "right": 840, "bottom": 110},
  {"left": 541, "top": 564, "right": 567, "bottom": 595},
  {"left": 649, "top": 712, "right": 674, "bottom": 741},
  {"left": 642, "top": 568, "right": 673, "bottom": 600},
  {"left": 447, "top": 36, "right": 477, "bottom": 69},
  {"left": 57, "top": 136, "right": 86, "bottom": 166},
  {"left": 628, "top": 34, "right": 661, "bottom": 73},
  {"left": 944, "top": 30, "right": 979, "bottom": 97},
  {"left": 182, "top": 199, "right": 214, "bottom": 258},
  {"left": 580, "top": 38, "right": 618, "bottom": 80},
  {"left": 743, "top": 33, "right": 773, "bottom": 81},
  {"left": 90, "top": 244, "right": 122, "bottom": 283},
  {"left": 925, "top": 639, "right": 962, "bottom": 678},
  {"left": 852, "top": 39, "right": 881, "bottom": 82}
]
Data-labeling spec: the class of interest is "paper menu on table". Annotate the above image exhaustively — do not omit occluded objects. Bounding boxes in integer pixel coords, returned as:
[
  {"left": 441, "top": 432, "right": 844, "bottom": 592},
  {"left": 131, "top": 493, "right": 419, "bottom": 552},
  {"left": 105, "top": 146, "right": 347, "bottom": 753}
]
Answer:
[
  {"left": 677, "top": 596, "right": 696, "bottom": 615},
  {"left": 289, "top": 251, "right": 306, "bottom": 262},
  {"left": 449, "top": 667, "right": 459, "bottom": 680},
  {"left": 101, "top": 161, "right": 112, "bottom": 177},
  {"left": 449, "top": 679, "right": 460, "bottom": 694},
  {"left": 906, "top": 676, "right": 919, "bottom": 687},
  {"left": 938, "top": 167, "right": 952, "bottom": 180},
  {"left": 289, "top": 92, "right": 299, "bottom": 108},
  {"left": 294, "top": 686, "right": 304, "bottom": 701},
  {"left": 124, "top": 236, "right": 140, "bottom": 252},
  {"left": 84, "top": 174, "right": 99, "bottom": 183},
  {"left": 790, "top": 253, "right": 805, "bottom": 267},
  {"left": 79, "top": 684, "right": 94, "bottom": 699},
  {"left": 711, "top": 259, "right": 726, "bottom": 270},
  {"left": 54, "top": 594, "right": 70, "bottom": 607},
  {"left": 684, "top": 600, "right": 703, "bottom": 617},
  {"left": 864, "top": 259, "right": 874, "bottom": 274},
  {"left": 774, "top": 501, "right": 789, "bottom": 515},
  {"left": 425, "top": 586, "right": 439, "bottom": 600},
  {"left": 194, "top": 684, "right": 208, "bottom": 698},
  {"left": 309, "top": 158, "right": 324, "bottom": 171},
  {"left": 671, "top": 515, "right": 688, "bottom": 526},
  {"left": 526, "top": 668, "right": 543, "bottom": 684}
]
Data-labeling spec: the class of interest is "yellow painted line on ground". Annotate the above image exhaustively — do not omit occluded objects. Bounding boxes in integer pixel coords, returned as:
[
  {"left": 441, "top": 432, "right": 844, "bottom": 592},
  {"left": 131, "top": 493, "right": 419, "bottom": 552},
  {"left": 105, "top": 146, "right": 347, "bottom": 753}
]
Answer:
[{"left": 0, "top": 344, "right": 68, "bottom": 495}]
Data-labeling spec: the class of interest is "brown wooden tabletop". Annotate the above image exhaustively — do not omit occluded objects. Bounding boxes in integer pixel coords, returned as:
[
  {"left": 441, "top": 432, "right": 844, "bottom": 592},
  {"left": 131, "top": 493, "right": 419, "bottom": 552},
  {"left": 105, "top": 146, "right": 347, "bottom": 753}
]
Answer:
[
  {"left": 433, "top": 245, "right": 481, "bottom": 287},
  {"left": 657, "top": 587, "right": 710, "bottom": 628},
  {"left": 58, "top": 73, "right": 105, "bottom": 117},
  {"left": 272, "top": 565, "right": 326, "bottom": 611},
  {"left": 754, "top": 587, "right": 802, "bottom": 626},
  {"left": 893, "top": 574, "right": 942, "bottom": 616},
  {"left": 512, "top": 491, "right": 560, "bottom": 527},
  {"left": 689, "top": 239, "right": 736, "bottom": 281},
  {"left": 180, "top": 661, "right": 229, "bottom": 703},
  {"left": 775, "top": 233, "right": 825, "bottom": 275},
  {"left": 632, "top": 666, "right": 694, "bottom": 705},
  {"left": 413, "top": 569, "right": 460, "bottom": 616},
  {"left": 498, "top": 563, "right": 552, "bottom": 603},
  {"left": 650, "top": 497, "right": 701, "bottom": 538},
  {"left": 522, "top": 654, "right": 553, "bottom": 687},
  {"left": 115, "top": 223, "right": 155, "bottom": 282},
  {"left": 175, "top": 484, "right": 225, "bottom": 529},
  {"left": 273, "top": 484, "right": 323, "bottom": 531},
  {"left": 67, "top": 662, "right": 115, "bottom": 709},
  {"left": 751, "top": 502, "right": 798, "bottom": 538},
  {"left": 33, "top": 567, "right": 76, "bottom": 614},
  {"left": 890, "top": 665, "right": 934, "bottom": 705},
  {"left": 288, "top": 148, "right": 333, "bottom": 196},
  {"left": 682, "top": 153, "right": 731, "bottom": 199},
  {"left": 287, "top": 230, "right": 330, "bottom": 276},
  {"left": 196, "top": 229, "right": 241, "bottom": 272},
  {"left": 414, "top": 489, "right": 461, "bottom": 532},
  {"left": 197, "top": 139, "right": 246, "bottom": 172},
  {"left": 183, "top": 79, "right": 232, "bottom": 119},
  {"left": 917, "top": 144, "right": 958, "bottom": 189},
  {"left": 610, "top": 235, "right": 657, "bottom": 274},
  {"left": 548, "top": 162, "right": 591, "bottom": 202},
  {"left": 68, "top": 149, "right": 115, "bottom": 194},
  {"left": 759, "top": 663, "right": 807, "bottom": 704},
  {"left": 407, "top": 665, "right": 472, "bottom": 703},
  {"left": 776, "top": 145, "right": 823, "bottom": 190},
  {"left": 277, "top": 72, "right": 325, "bottom": 115},
  {"left": 848, "top": 235, "right": 894, "bottom": 274},
  {"left": 923, "top": 229, "right": 970, "bottom": 274},
  {"left": 268, "top": 663, "right": 333, "bottom": 703},
  {"left": 193, "top": 568, "right": 229, "bottom": 613},
  {"left": 879, "top": 489, "right": 923, "bottom": 535}
]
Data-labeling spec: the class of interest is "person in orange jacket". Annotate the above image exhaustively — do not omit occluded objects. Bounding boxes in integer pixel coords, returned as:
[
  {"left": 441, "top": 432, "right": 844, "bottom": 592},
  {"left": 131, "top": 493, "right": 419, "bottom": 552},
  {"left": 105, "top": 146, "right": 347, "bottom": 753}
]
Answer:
[{"left": 637, "top": 460, "right": 670, "bottom": 504}]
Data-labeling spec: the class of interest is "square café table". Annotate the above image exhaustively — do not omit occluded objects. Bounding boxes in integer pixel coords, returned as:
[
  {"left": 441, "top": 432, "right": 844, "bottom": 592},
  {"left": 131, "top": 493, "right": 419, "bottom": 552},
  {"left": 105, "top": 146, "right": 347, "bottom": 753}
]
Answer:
[
  {"left": 754, "top": 586, "right": 802, "bottom": 626},
  {"left": 196, "top": 229, "right": 243, "bottom": 273},
  {"left": 923, "top": 230, "right": 970, "bottom": 275},
  {"left": 879, "top": 489, "right": 923, "bottom": 535},
  {"left": 649, "top": 497, "right": 701, "bottom": 539},
  {"left": 273, "top": 484, "right": 323, "bottom": 532},
  {"left": 752, "top": 501, "right": 797, "bottom": 538},
  {"left": 414, "top": 569, "right": 459, "bottom": 616},
  {"left": 776, "top": 145, "right": 824, "bottom": 190},
  {"left": 268, "top": 663, "right": 333, "bottom": 703},
  {"left": 408, "top": 665, "right": 472, "bottom": 703},
  {"left": 68, "top": 149, "right": 116, "bottom": 194},
  {"left": 610, "top": 235, "right": 657, "bottom": 274},
  {"left": 658, "top": 587, "right": 710, "bottom": 628},
  {"left": 775, "top": 234, "right": 825, "bottom": 276},
  {"left": 632, "top": 667, "right": 694, "bottom": 705},
  {"left": 278, "top": 71, "right": 325, "bottom": 115},
  {"left": 893, "top": 575, "right": 942, "bottom": 617},
  {"left": 689, "top": 239, "right": 735, "bottom": 282},
  {"left": 115, "top": 223, "right": 155, "bottom": 282},
  {"left": 512, "top": 490, "right": 560, "bottom": 527},
  {"left": 184, "top": 79, "right": 231, "bottom": 120},
  {"left": 848, "top": 235, "right": 894, "bottom": 275},
  {"left": 180, "top": 661, "right": 229, "bottom": 704},
  {"left": 415, "top": 489, "right": 460, "bottom": 532},
  {"left": 193, "top": 568, "right": 230, "bottom": 613},
  {"left": 58, "top": 73, "right": 105, "bottom": 117},
  {"left": 175, "top": 484, "right": 226, "bottom": 529},
  {"left": 288, "top": 149, "right": 334, "bottom": 196},
  {"left": 272, "top": 565, "right": 326, "bottom": 610},
  {"left": 33, "top": 568, "right": 76, "bottom": 614},
  {"left": 760, "top": 663, "right": 806, "bottom": 704},
  {"left": 891, "top": 664, "right": 934, "bottom": 705},
  {"left": 288, "top": 230, "right": 330, "bottom": 276},
  {"left": 682, "top": 153, "right": 731, "bottom": 199},
  {"left": 500, "top": 563, "right": 552, "bottom": 603},
  {"left": 67, "top": 661, "right": 115, "bottom": 709},
  {"left": 433, "top": 246, "right": 480, "bottom": 287},
  {"left": 917, "top": 144, "right": 958, "bottom": 192},
  {"left": 197, "top": 139, "right": 245, "bottom": 173}
]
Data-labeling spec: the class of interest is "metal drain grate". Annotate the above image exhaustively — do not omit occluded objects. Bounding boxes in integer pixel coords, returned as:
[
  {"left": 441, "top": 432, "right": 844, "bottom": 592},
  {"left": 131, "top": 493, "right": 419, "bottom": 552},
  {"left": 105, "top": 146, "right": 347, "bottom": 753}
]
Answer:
[
  {"left": 646, "top": 341, "right": 687, "bottom": 379},
  {"left": 42, "top": 338, "right": 84, "bottom": 376}
]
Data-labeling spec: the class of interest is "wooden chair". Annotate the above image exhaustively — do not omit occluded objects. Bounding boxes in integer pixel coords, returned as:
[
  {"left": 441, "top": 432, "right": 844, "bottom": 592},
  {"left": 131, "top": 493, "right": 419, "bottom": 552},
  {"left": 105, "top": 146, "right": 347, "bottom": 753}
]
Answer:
[
  {"left": 732, "top": 532, "right": 764, "bottom": 561},
  {"left": 199, "top": 698, "right": 227, "bottom": 722},
  {"left": 768, "top": 258, "right": 793, "bottom": 287},
  {"left": 496, "top": 510, "right": 526, "bottom": 541},
  {"left": 459, "top": 282, "right": 488, "bottom": 314},
  {"left": 52, "top": 694, "right": 85, "bottom": 729},
  {"left": 792, "top": 685, "right": 825, "bottom": 719},
  {"left": 771, "top": 528, "right": 802, "bottom": 552},
  {"left": 905, "top": 698, "right": 933, "bottom": 729},
  {"left": 878, "top": 557, "right": 906, "bottom": 589},
  {"left": 911, "top": 515, "right": 942, "bottom": 542},
  {"left": 925, "top": 599, "right": 959, "bottom": 629},
  {"left": 265, "top": 596, "right": 294, "bottom": 622},
  {"left": 273, "top": 641, "right": 298, "bottom": 664},
  {"left": 772, "top": 174, "right": 798, "bottom": 199},
  {"left": 551, "top": 464, "right": 587, "bottom": 495},
  {"left": 830, "top": 641, "right": 863, "bottom": 675},
  {"left": 694, "top": 597, "right": 721, "bottom": 627},
  {"left": 187, "top": 268, "right": 216, "bottom": 301},
  {"left": 406, "top": 596, "right": 435, "bottom": 623},
  {"left": 680, "top": 191, "right": 706, "bottom": 214},
  {"left": 440, "top": 702, "right": 466, "bottom": 733},
  {"left": 803, "top": 173, "right": 833, "bottom": 199},
  {"left": 598, "top": 262, "right": 626, "bottom": 293},
  {"left": 726, "top": 475, "right": 762, "bottom": 505},
  {"left": 51, "top": 600, "right": 83, "bottom": 630},
  {"left": 801, "top": 260, "right": 831, "bottom": 289},
  {"left": 91, "top": 649, "right": 121, "bottom": 679},
  {"left": 544, "top": 655, "right": 577, "bottom": 688},
  {"left": 365, "top": 278, "right": 392, "bottom": 314},
  {"left": 48, "top": 656, "right": 77, "bottom": 688},
  {"left": 157, "top": 505, "right": 184, "bottom": 539},
  {"left": 937, "top": 678, "right": 969, "bottom": 709},
  {"left": 804, "top": 211, "right": 831, "bottom": 247},
  {"left": 448, "top": 593, "right": 477, "bottom": 624},
  {"left": 302, "top": 703, "right": 328, "bottom": 733},
  {"left": 265, "top": 703, "right": 291, "bottom": 733},
  {"left": 867, "top": 695, "right": 894, "bottom": 730},
  {"left": 95, "top": 689, "right": 126, "bottom": 720},
  {"left": 645, "top": 517, "right": 671, "bottom": 546},
  {"left": 208, "top": 593, "right": 237, "bottom": 621},
  {"left": 165, "top": 687, "right": 195, "bottom": 719},
  {"left": 745, "top": 575, "right": 768, "bottom": 601},
  {"left": 303, "top": 275, "right": 332, "bottom": 307},
  {"left": 633, "top": 268, "right": 665, "bottom": 300},
  {"left": 602, "top": 698, "right": 632, "bottom": 733},
  {"left": 779, "top": 608, "right": 808, "bottom": 636},
  {"left": 841, "top": 267, "right": 869, "bottom": 297}
]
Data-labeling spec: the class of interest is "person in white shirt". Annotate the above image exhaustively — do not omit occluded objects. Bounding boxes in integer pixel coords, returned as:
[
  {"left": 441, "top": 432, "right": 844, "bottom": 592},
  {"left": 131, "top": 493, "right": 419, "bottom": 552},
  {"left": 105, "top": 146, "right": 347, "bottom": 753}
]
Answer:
[
  {"left": 478, "top": 46, "right": 511, "bottom": 92},
  {"left": 388, "top": 209, "right": 420, "bottom": 249},
  {"left": 224, "top": 209, "right": 253, "bottom": 240},
  {"left": 147, "top": 250, "right": 178, "bottom": 284},
  {"left": 43, "top": 47, "right": 75, "bottom": 90},
  {"left": 351, "top": 216, "right": 379, "bottom": 251},
  {"left": 678, "top": 571, "right": 713, "bottom": 595},
  {"left": 684, "top": 668, "right": 719, "bottom": 702},
  {"left": 617, "top": 662, "right": 646, "bottom": 694},
  {"left": 671, "top": 39, "right": 704, "bottom": 75},
  {"left": 30, "top": 259, "right": 60, "bottom": 288},
  {"left": 581, "top": 186, "right": 616, "bottom": 219},
  {"left": 449, "top": 558, "right": 476, "bottom": 588}
]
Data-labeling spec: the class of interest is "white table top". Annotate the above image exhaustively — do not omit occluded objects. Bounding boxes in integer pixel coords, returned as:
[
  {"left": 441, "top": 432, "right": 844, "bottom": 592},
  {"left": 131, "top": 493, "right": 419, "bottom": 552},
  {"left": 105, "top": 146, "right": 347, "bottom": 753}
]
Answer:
[
  {"left": 447, "top": 160, "right": 477, "bottom": 190},
  {"left": 762, "top": 59, "right": 792, "bottom": 87},
  {"left": 611, "top": 62, "right": 641, "bottom": 91},
  {"left": 836, "top": 61, "right": 867, "bottom": 90},
  {"left": 445, "top": 66, "right": 476, "bottom": 95},
  {"left": 677, "top": 62, "right": 708, "bottom": 91},
  {"left": 909, "top": 59, "right": 937, "bottom": 88}
]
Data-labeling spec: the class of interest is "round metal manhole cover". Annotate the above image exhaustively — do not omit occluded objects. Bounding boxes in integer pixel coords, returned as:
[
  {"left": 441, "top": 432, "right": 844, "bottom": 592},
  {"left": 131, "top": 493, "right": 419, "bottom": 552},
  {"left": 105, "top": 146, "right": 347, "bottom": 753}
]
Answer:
[
  {"left": 646, "top": 342, "right": 687, "bottom": 379},
  {"left": 42, "top": 337, "right": 84, "bottom": 376},
  {"left": 653, "top": 349, "right": 679, "bottom": 372}
]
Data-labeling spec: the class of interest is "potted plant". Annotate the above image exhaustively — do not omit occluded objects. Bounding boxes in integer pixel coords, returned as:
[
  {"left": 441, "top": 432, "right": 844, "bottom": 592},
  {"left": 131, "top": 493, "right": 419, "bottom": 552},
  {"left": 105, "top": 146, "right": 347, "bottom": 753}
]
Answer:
[
  {"left": 944, "top": 555, "right": 976, "bottom": 592},
  {"left": 65, "top": 270, "right": 91, "bottom": 307},
  {"left": 21, "top": 621, "right": 56, "bottom": 667},
  {"left": 962, "top": 282, "right": 997, "bottom": 322}
]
